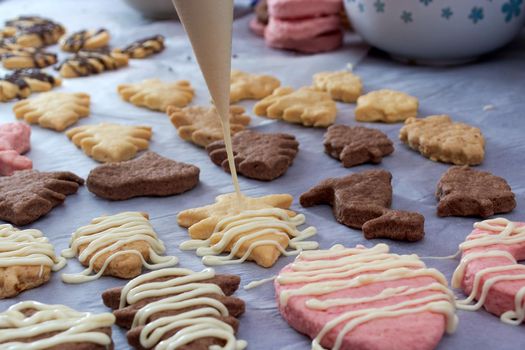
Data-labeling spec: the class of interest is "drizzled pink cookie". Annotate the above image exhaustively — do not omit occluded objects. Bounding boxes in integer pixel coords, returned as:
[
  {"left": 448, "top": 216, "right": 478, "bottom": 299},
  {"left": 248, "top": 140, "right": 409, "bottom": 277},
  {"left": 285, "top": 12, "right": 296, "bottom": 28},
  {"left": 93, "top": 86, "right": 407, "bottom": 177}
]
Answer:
[
  {"left": 453, "top": 218, "right": 525, "bottom": 325},
  {"left": 275, "top": 244, "right": 457, "bottom": 350}
]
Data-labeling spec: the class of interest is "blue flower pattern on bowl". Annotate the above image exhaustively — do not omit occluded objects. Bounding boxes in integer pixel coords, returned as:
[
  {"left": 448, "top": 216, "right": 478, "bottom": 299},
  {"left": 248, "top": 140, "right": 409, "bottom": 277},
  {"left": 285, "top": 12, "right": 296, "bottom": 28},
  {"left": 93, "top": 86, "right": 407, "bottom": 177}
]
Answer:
[
  {"left": 469, "top": 7, "right": 484, "bottom": 23},
  {"left": 502, "top": 0, "right": 523, "bottom": 22},
  {"left": 347, "top": 0, "right": 524, "bottom": 24}
]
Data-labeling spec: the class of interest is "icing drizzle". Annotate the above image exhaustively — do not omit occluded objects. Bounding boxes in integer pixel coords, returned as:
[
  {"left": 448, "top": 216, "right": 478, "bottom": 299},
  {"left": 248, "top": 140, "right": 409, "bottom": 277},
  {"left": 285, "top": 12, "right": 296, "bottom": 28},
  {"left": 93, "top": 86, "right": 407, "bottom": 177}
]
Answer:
[
  {"left": 61, "top": 211, "right": 178, "bottom": 283},
  {"left": 0, "top": 224, "right": 65, "bottom": 271},
  {"left": 180, "top": 208, "right": 318, "bottom": 266},
  {"left": 452, "top": 218, "right": 525, "bottom": 325},
  {"left": 0, "top": 301, "right": 115, "bottom": 349},
  {"left": 118, "top": 267, "right": 247, "bottom": 349},
  {"left": 276, "top": 244, "right": 458, "bottom": 350}
]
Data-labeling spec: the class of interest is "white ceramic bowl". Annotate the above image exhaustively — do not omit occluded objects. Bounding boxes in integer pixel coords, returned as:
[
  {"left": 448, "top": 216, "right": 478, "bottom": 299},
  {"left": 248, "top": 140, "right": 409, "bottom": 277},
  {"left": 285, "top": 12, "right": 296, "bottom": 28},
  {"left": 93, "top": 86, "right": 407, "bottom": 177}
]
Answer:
[
  {"left": 344, "top": 0, "right": 525, "bottom": 64},
  {"left": 123, "top": 0, "right": 178, "bottom": 20}
]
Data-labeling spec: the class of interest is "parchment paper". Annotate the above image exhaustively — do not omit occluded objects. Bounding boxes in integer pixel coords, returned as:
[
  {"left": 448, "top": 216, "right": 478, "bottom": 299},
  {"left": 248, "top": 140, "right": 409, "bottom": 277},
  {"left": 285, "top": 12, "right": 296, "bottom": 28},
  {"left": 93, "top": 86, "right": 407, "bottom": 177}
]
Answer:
[{"left": 0, "top": 0, "right": 524, "bottom": 349}]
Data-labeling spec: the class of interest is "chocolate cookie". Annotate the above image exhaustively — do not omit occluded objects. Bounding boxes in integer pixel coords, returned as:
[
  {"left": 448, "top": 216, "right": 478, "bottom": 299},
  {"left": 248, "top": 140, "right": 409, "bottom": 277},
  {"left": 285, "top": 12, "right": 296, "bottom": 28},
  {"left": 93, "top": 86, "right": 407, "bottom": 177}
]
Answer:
[
  {"left": 206, "top": 130, "right": 298, "bottom": 181},
  {"left": 87, "top": 151, "right": 199, "bottom": 200},
  {"left": 362, "top": 210, "right": 425, "bottom": 242},
  {"left": 324, "top": 124, "right": 394, "bottom": 167},
  {"left": 436, "top": 166, "right": 516, "bottom": 218},
  {"left": 300, "top": 169, "right": 425, "bottom": 241},
  {"left": 0, "top": 170, "right": 83, "bottom": 226},
  {"left": 103, "top": 268, "right": 246, "bottom": 349},
  {"left": 300, "top": 169, "right": 392, "bottom": 229}
]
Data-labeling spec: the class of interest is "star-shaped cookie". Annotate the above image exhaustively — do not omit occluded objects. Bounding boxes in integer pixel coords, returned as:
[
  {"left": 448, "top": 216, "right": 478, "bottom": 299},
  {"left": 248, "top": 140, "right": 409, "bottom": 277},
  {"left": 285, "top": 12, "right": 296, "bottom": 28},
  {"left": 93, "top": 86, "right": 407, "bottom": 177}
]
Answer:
[
  {"left": 13, "top": 91, "right": 90, "bottom": 131},
  {"left": 253, "top": 86, "right": 337, "bottom": 127},
  {"left": 167, "top": 105, "right": 251, "bottom": 147},
  {"left": 87, "top": 151, "right": 200, "bottom": 200},
  {"left": 0, "top": 170, "right": 84, "bottom": 226},
  {"left": 436, "top": 166, "right": 516, "bottom": 218},
  {"left": 230, "top": 69, "right": 280, "bottom": 103},
  {"left": 355, "top": 89, "right": 418, "bottom": 123},
  {"left": 118, "top": 79, "right": 194, "bottom": 112},
  {"left": 313, "top": 70, "right": 363, "bottom": 103},
  {"left": 206, "top": 130, "right": 299, "bottom": 181},
  {"left": 66, "top": 123, "right": 152, "bottom": 163},
  {"left": 178, "top": 192, "right": 293, "bottom": 239},
  {"left": 400, "top": 115, "right": 485, "bottom": 165},
  {"left": 323, "top": 124, "right": 394, "bottom": 167}
]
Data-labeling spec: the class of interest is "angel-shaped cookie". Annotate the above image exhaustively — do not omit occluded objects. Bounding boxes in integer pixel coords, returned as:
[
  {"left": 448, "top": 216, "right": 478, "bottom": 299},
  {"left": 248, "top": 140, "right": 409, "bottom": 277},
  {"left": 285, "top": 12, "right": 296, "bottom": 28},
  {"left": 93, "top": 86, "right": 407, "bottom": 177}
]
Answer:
[
  {"left": 13, "top": 91, "right": 89, "bottom": 131},
  {"left": 206, "top": 130, "right": 299, "bottom": 181},
  {"left": 253, "top": 86, "right": 337, "bottom": 127},
  {"left": 230, "top": 69, "right": 280, "bottom": 103},
  {"left": 178, "top": 193, "right": 318, "bottom": 267},
  {"left": 167, "top": 105, "right": 250, "bottom": 147},
  {"left": 118, "top": 79, "right": 194, "bottom": 112},
  {"left": 66, "top": 123, "right": 152, "bottom": 162}
]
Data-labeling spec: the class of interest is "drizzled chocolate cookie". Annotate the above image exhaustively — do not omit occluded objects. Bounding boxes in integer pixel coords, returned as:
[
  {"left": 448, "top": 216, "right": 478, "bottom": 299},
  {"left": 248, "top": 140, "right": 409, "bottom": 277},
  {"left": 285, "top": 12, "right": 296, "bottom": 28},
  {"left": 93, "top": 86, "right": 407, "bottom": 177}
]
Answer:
[
  {"left": 1, "top": 47, "right": 57, "bottom": 69},
  {"left": 0, "top": 69, "right": 60, "bottom": 102},
  {"left": 4, "top": 16, "right": 65, "bottom": 48},
  {"left": 115, "top": 35, "right": 165, "bottom": 58},
  {"left": 0, "top": 73, "right": 30, "bottom": 102},
  {"left": 57, "top": 50, "right": 128, "bottom": 78},
  {"left": 60, "top": 28, "right": 110, "bottom": 52}
]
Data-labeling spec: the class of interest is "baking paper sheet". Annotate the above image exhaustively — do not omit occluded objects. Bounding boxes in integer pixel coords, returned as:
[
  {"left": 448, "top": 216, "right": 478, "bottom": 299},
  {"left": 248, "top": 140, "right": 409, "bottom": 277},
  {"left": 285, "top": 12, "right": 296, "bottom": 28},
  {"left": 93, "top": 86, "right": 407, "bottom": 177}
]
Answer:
[{"left": 0, "top": 0, "right": 524, "bottom": 349}]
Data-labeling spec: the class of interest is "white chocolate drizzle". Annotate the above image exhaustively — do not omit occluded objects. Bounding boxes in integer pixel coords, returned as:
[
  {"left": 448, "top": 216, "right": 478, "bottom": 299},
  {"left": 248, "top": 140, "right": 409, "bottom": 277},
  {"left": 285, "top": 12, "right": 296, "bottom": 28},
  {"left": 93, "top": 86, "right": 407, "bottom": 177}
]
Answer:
[
  {"left": 276, "top": 243, "right": 458, "bottom": 350},
  {"left": 118, "top": 267, "right": 247, "bottom": 349},
  {"left": 61, "top": 212, "right": 178, "bottom": 283},
  {"left": 0, "top": 224, "right": 65, "bottom": 271},
  {"left": 452, "top": 218, "right": 525, "bottom": 325},
  {"left": 0, "top": 301, "right": 115, "bottom": 349},
  {"left": 180, "top": 208, "right": 318, "bottom": 266}
]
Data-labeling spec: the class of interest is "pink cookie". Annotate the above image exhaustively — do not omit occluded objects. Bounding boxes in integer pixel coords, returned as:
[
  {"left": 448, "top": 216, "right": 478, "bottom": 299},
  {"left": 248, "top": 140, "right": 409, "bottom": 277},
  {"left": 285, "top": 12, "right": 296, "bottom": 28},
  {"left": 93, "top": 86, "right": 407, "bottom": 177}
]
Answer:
[
  {"left": 266, "top": 15, "right": 340, "bottom": 41},
  {"left": 274, "top": 244, "right": 457, "bottom": 350},
  {"left": 265, "top": 29, "right": 342, "bottom": 53},
  {"left": 249, "top": 17, "right": 266, "bottom": 37},
  {"left": 0, "top": 122, "right": 31, "bottom": 154},
  {"left": 0, "top": 150, "right": 33, "bottom": 176},
  {"left": 268, "top": 0, "right": 342, "bottom": 19},
  {"left": 453, "top": 218, "right": 525, "bottom": 323}
]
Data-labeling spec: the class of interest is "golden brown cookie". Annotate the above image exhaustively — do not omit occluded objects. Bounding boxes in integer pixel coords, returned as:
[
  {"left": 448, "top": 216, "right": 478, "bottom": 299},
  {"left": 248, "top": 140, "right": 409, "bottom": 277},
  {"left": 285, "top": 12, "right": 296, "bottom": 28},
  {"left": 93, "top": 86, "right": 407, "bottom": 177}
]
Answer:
[
  {"left": 60, "top": 28, "right": 110, "bottom": 52},
  {"left": 355, "top": 89, "right": 418, "bottom": 123},
  {"left": 178, "top": 193, "right": 293, "bottom": 239},
  {"left": 230, "top": 69, "right": 280, "bottom": 103},
  {"left": 178, "top": 193, "right": 316, "bottom": 268},
  {"left": 57, "top": 50, "right": 128, "bottom": 78},
  {"left": 66, "top": 123, "right": 152, "bottom": 163},
  {"left": 167, "top": 105, "right": 251, "bottom": 147},
  {"left": 4, "top": 16, "right": 65, "bottom": 48},
  {"left": 61, "top": 212, "right": 179, "bottom": 283},
  {"left": 313, "top": 70, "right": 362, "bottom": 103},
  {"left": 0, "top": 224, "right": 65, "bottom": 298},
  {"left": 7, "top": 68, "right": 61, "bottom": 93},
  {"left": 1, "top": 47, "right": 57, "bottom": 69},
  {"left": 118, "top": 79, "right": 194, "bottom": 112},
  {"left": 0, "top": 74, "right": 30, "bottom": 102},
  {"left": 399, "top": 115, "right": 485, "bottom": 165},
  {"left": 254, "top": 86, "right": 337, "bottom": 127},
  {"left": 114, "top": 35, "right": 165, "bottom": 58},
  {"left": 13, "top": 91, "right": 89, "bottom": 131}
]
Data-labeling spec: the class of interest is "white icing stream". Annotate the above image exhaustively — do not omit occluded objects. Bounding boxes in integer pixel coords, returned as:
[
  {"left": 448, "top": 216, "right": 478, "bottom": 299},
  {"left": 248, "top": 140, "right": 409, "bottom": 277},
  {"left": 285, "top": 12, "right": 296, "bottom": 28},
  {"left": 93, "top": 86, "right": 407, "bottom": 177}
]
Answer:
[
  {"left": 118, "top": 267, "right": 247, "bottom": 349},
  {"left": 452, "top": 218, "right": 525, "bottom": 325},
  {"left": 0, "top": 224, "right": 65, "bottom": 271},
  {"left": 180, "top": 208, "right": 318, "bottom": 266},
  {"left": 276, "top": 243, "right": 458, "bottom": 350},
  {"left": 61, "top": 212, "right": 178, "bottom": 283},
  {"left": 0, "top": 301, "right": 115, "bottom": 350}
]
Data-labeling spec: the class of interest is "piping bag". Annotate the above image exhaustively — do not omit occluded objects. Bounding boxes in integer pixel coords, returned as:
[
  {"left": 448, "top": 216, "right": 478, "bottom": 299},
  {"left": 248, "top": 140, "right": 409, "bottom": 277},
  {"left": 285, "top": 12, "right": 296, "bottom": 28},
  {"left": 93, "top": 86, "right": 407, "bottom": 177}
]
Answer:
[{"left": 172, "top": 0, "right": 243, "bottom": 202}]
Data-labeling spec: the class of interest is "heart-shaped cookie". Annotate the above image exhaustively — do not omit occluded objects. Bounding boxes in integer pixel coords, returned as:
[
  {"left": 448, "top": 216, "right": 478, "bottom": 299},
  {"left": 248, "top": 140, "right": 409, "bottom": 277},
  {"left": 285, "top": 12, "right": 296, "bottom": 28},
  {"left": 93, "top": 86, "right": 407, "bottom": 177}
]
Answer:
[{"left": 275, "top": 243, "right": 458, "bottom": 350}]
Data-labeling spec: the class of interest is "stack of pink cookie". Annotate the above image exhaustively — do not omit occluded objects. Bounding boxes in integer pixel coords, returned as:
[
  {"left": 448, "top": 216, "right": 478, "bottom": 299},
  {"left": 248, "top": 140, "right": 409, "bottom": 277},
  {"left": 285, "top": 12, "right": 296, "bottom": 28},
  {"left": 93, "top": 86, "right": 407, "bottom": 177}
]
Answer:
[
  {"left": 0, "top": 122, "right": 32, "bottom": 176},
  {"left": 264, "top": 0, "right": 343, "bottom": 53}
]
